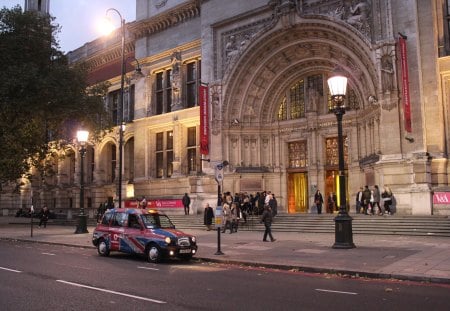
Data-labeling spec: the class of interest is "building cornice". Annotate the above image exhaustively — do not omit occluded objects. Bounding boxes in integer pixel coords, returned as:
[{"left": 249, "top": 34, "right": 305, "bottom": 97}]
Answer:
[{"left": 129, "top": 0, "right": 200, "bottom": 40}]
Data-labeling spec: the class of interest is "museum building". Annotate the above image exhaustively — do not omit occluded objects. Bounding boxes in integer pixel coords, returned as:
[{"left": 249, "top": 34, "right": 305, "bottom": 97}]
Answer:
[{"left": 3, "top": 0, "right": 450, "bottom": 217}]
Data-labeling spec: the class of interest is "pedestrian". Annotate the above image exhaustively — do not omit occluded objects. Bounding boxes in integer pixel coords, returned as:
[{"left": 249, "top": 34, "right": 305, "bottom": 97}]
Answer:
[
  {"left": 362, "top": 185, "right": 371, "bottom": 214},
  {"left": 231, "top": 202, "right": 239, "bottom": 233},
  {"left": 381, "top": 186, "right": 393, "bottom": 215},
  {"left": 355, "top": 187, "right": 363, "bottom": 214},
  {"left": 327, "top": 192, "right": 336, "bottom": 213},
  {"left": 203, "top": 203, "right": 214, "bottom": 231},
  {"left": 182, "top": 193, "right": 191, "bottom": 215},
  {"left": 314, "top": 189, "right": 324, "bottom": 214},
  {"left": 221, "top": 203, "right": 233, "bottom": 233},
  {"left": 372, "top": 185, "right": 381, "bottom": 215},
  {"left": 140, "top": 197, "right": 148, "bottom": 209},
  {"left": 96, "top": 203, "right": 106, "bottom": 223},
  {"left": 269, "top": 193, "right": 278, "bottom": 218},
  {"left": 38, "top": 206, "right": 50, "bottom": 228},
  {"left": 261, "top": 205, "right": 276, "bottom": 242}
]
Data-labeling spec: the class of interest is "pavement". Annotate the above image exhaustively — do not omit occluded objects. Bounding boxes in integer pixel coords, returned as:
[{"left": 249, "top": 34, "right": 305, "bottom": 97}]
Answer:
[{"left": 1, "top": 216, "right": 450, "bottom": 284}]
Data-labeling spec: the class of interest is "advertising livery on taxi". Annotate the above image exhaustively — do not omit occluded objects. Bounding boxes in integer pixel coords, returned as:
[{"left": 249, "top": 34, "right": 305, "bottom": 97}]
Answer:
[{"left": 92, "top": 208, "right": 198, "bottom": 263}]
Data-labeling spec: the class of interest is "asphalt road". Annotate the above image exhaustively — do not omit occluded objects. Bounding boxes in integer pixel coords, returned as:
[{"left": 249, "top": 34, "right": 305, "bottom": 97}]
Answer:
[{"left": 0, "top": 240, "right": 449, "bottom": 311}]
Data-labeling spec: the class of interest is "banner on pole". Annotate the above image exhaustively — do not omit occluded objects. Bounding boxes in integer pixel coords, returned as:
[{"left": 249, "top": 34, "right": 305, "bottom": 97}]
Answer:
[
  {"left": 399, "top": 36, "right": 412, "bottom": 133},
  {"left": 199, "top": 84, "right": 209, "bottom": 155}
]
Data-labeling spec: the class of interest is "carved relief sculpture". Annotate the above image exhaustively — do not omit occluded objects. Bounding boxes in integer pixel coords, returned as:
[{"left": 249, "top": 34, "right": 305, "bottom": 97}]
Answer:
[
  {"left": 170, "top": 50, "right": 182, "bottom": 110},
  {"left": 381, "top": 54, "right": 394, "bottom": 93}
]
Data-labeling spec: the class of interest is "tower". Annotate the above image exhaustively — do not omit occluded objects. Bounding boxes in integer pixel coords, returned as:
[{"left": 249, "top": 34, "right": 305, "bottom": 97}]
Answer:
[{"left": 24, "top": 0, "right": 50, "bottom": 15}]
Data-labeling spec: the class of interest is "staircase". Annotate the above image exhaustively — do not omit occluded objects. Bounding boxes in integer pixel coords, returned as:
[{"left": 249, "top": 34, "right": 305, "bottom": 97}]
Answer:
[{"left": 169, "top": 214, "right": 450, "bottom": 237}]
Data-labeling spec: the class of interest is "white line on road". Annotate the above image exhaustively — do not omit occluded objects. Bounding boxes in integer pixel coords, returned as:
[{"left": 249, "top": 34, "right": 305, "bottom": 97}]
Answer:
[
  {"left": 56, "top": 280, "right": 166, "bottom": 304},
  {"left": 0, "top": 266, "right": 22, "bottom": 273},
  {"left": 42, "top": 252, "right": 56, "bottom": 256},
  {"left": 137, "top": 266, "right": 159, "bottom": 271},
  {"left": 315, "top": 289, "right": 358, "bottom": 295}
]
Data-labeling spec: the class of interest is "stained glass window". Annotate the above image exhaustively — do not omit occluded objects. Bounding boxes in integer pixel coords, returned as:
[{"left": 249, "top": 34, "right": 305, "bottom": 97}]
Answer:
[{"left": 288, "top": 141, "right": 308, "bottom": 168}]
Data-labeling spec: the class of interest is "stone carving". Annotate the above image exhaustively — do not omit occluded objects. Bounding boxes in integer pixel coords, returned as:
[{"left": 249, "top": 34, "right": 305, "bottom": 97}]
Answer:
[
  {"left": 210, "top": 83, "right": 222, "bottom": 136},
  {"left": 381, "top": 54, "right": 394, "bottom": 93},
  {"left": 170, "top": 50, "right": 182, "bottom": 110},
  {"left": 154, "top": 0, "right": 168, "bottom": 9},
  {"left": 346, "top": 1, "right": 370, "bottom": 28}
]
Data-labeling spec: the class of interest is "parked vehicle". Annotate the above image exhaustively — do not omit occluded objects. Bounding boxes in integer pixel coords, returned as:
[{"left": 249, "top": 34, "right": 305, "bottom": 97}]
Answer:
[{"left": 92, "top": 208, "right": 198, "bottom": 263}]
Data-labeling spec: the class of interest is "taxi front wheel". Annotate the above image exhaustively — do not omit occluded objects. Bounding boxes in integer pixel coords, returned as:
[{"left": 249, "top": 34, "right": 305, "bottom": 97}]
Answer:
[
  {"left": 147, "top": 244, "right": 161, "bottom": 263},
  {"left": 97, "top": 239, "right": 110, "bottom": 257}
]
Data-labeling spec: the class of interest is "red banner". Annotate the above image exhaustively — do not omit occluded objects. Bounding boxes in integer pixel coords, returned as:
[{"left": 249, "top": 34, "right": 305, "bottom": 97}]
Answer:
[
  {"left": 399, "top": 36, "right": 412, "bottom": 133},
  {"left": 433, "top": 192, "right": 450, "bottom": 204},
  {"left": 125, "top": 199, "right": 183, "bottom": 208},
  {"left": 199, "top": 84, "right": 209, "bottom": 155}
]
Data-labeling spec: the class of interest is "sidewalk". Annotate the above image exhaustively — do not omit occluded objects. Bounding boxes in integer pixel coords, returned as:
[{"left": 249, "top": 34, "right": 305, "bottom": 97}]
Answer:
[{"left": 1, "top": 216, "right": 450, "bottom": 284}]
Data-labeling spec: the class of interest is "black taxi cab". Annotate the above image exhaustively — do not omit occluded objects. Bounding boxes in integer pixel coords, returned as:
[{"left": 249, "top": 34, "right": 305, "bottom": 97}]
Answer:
[{"left": 92, "top": 208, "right": 197, "bottom": 263}]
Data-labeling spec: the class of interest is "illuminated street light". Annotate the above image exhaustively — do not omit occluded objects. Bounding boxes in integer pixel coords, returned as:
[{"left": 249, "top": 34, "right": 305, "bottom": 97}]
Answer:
[
  {"left": 75, "top": 129, "right": 89, "bottom": 234},
  {"left": 327, "top": 73, "right": 355, "bottom": 249}
]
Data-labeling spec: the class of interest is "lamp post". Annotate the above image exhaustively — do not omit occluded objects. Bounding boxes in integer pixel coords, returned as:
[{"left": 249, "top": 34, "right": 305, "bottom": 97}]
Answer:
[
  {"left": 105, "top": 8, "right": 126, "bottom": 208},
  {"left": 75, "top": 130, "right": 89, "bottom": 234},
  {"left": 327, "top": 74, "right": 355, "bottom": 249}
]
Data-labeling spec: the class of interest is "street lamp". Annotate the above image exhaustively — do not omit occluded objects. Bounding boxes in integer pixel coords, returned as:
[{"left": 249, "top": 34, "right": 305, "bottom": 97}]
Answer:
[
  {"left": 104, "top": 8, "right": 126, "bottom": 208},
  {"left": 327, "top": 73, "right": 355, "bottom": 249},
  {"left": 75, "top": 129, "right": 89, "bottom": 234}
]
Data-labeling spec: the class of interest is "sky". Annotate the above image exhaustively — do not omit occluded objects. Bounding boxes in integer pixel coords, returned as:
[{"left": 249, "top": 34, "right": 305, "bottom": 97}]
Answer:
[{"left": 1, "top": 0, "right": 136, "bottom": 53}]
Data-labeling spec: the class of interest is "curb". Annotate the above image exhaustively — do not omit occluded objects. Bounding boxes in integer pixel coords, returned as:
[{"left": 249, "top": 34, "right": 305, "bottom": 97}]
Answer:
[
  {"left": 2, "top": 236, "right": 450, "bottom": 285},
  {"left": 195, "top": 257, "right": 450, "bottom": 285}
]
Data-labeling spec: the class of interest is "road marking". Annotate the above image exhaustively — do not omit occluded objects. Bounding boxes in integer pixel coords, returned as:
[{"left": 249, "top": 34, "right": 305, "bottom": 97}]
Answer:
[
  {"left": 137, "top": 266, "right": 159, "bottom": 271},
  {"left": 315, "top": 289, "right": 358, "bottom": 295},
  {"left": 42, "top": 252, "right": 56, "bottom": 256},
  {"left": 56, "top": 280, "right": 166, "bottom": 304},
  {"left": 0, "top": 266, "right": 22, "bottom": 273}
]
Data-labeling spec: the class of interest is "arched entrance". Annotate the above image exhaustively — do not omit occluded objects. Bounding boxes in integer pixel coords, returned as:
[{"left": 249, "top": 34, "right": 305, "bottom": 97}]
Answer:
[{"left": 219, "top": 17, "right": 377, "bottom": 213}]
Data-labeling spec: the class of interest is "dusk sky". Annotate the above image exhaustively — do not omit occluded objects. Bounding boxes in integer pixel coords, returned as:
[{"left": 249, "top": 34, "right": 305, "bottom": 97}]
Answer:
[{"left": 1, "top": 0, "right": 136, "bottom": 53}]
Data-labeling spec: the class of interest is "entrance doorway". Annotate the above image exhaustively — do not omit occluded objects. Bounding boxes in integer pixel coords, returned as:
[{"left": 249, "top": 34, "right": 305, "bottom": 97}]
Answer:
[
  {"left": 325, "top": 170, "right": 348, "bottom": 212},
  {"left": 325, "top": 170, "right": 338, "bottom": 213},
  {"left": 287, "top": 173, "right": 308, "bottom": 213}
]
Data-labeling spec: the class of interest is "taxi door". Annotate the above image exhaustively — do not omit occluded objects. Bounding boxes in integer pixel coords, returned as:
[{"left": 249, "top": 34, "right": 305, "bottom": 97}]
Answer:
[
  {"left": 123, "top": 214, "right": 146, "bottom": 254},
  {"left": 109, "top": 212, "right": 126, "bottom": 251}
]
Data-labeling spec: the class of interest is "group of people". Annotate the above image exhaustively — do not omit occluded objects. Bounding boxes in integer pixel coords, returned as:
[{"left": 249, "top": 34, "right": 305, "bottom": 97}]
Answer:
[
  {"left": 356, "top": 185, "right": 393, "bottom": 215},
  {"left": 203, "top": 190, "right": 277, "bottom": 242},
  {"left": 314, "top": 185, "right": 394, "bottom": 215},
  {"left": 313, "top": 190, "right": 337, "bottom": 214}
]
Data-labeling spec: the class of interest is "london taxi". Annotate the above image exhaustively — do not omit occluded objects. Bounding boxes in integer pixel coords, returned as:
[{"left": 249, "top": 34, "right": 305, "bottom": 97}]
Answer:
[{"left": 92, "top": 208, "right": 198, "bottom": 263}]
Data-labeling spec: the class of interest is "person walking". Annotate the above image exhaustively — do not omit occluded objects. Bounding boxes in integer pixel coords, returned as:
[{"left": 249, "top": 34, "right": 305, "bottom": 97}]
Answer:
[
  {"left": 182, "top": 193, "right": 191, "bottom": 215},
  {"left": 38, "top": 206, "right": 50, "bottom": 228},
  {"left": 355, "top": 187, "right": 363, "bottom": 214},
  {"left": 221, "top": 203, "right": 233, "bottom": 233},
  {"left": 96, "top": 203, "right": 106, "bottom": 223},
  {"left": 373, "top": 185, "right": 381, "bottom": 215},
  {"left": 203, "top": 203, "right": 214, "bottom": 231},
  {"left": 382, "top": 186, "right": 393, "bottom": 215},
  {"left": 362, "top": 185, "right": 372, "bottom": 215},
  {"left": 269, "top": 193, "right": 278, "bottom": 218},
  {"left": 314, "top": 189, "right": 324, "bottom": 214},
  {"left": 261, "top": 205, "right": 276, "bottom": 242}
]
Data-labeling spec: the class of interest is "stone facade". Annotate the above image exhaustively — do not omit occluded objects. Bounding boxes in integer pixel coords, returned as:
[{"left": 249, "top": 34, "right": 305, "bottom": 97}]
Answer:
[{"left": 3, "top": 0, "right": 450, "bottom": 217}]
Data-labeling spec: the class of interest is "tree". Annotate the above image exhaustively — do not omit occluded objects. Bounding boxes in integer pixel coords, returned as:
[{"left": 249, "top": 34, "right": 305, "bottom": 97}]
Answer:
[{"left": 0, "top": 6, "right": 112, "bottom": 185}]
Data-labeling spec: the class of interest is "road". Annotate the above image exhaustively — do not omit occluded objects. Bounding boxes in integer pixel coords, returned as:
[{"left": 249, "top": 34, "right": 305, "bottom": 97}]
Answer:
[{"left": 0, "top": 240, "right": 449, "bottom": 311}]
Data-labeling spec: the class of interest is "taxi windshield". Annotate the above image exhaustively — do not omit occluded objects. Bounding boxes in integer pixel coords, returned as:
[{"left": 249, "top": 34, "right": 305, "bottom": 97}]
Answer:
[{"left": 141, "top": 213, "right": 175, "bottom": 229}]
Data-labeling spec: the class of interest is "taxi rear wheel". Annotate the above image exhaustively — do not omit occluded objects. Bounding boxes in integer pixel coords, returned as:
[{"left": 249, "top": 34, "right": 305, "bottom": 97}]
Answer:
[
  {"left": 147, "top": 244, "right": 161, "bottom": 263},
  {"left": 97, "top": 239, "right": 110, "bottom": 257}
]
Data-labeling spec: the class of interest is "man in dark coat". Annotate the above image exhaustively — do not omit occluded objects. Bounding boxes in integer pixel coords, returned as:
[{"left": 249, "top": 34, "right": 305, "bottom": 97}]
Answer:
[
  {"left": 182, "top": 193, "right": 191, "bottom": 215},
  {"left": 203, "top": 203, "right": 214, "bottom": 231},
  {"left": 314, "top": 190, "right": 324, "bottom": 214},
  {"left": 261, "top": 205, "right": 276, "bottom": 242}
]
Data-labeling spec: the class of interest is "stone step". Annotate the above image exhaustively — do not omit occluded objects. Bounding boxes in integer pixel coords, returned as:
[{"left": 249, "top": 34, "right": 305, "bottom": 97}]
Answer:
[{"left": 169, "top": 214, "right": 450, "bottom": 237}]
